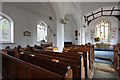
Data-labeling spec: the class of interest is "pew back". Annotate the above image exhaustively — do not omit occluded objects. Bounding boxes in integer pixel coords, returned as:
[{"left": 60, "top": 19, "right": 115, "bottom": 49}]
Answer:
[
  {"left": 2, "top": 53, "right": 63, "bottom": 80},
  {"left": 19, "top": 51, "right": 82, "bottom": 79}
]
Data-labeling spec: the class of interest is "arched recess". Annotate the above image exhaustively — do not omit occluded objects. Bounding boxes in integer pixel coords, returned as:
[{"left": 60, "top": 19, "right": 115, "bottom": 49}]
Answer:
[
  {"left": 84, "top": 5, "right": 119, "bottom": 26},
  {"left": 50, "top": 2, "right": 82, "bottom": 51},
  {"left": 64, "top": 14, "right": 78, "bottom": 45},
  {"left": 63, "top": 3, "right": 82, "bottom": 45},
  {"left": 50, "top": 2, "right": 64, "bottom": 52}
]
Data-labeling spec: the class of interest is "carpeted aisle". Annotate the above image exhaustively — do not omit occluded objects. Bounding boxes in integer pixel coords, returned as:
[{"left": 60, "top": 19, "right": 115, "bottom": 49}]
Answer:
[{"left": 94, "top": 50, "right": 114, "bottom": 64}]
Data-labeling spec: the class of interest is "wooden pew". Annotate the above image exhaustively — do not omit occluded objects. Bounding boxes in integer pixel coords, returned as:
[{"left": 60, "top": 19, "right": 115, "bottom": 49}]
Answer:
[
  {"left": 64, "top": 49, "right": 90, "bottom": 78},
  {"left": 3, "top": 45, "right": 86, "bottom": 79},
  {"left": 116, "top": 53, "right": 120, "bottom": 74},
  {"left": 24, "top": 49, "right": 87, "bottom": 79},
  {"left": 33, "top": 50, "right": 80, "bottom": 60},
  {"left": 114, "top": 45, "right": 120, "bottom": 74},
  {"left": 6, "top": 49, "right": 15, "bottom": 57},
  {"left": 3, "top": 46, "right": 15, "bottom": 57},
  {"left": 3, "top": 47, "right": 20, "bottom": 59},
  {"left": 32, "top": 48, "right": 89, "bottom": 78},
  {"left": 63, "top": 45, "right": 94, "bottom": 69},
  {"left": 2, "top": 53, "right": 69, "bottom": 80},
  {"left": 62, "top": 45, "right": 94, "bottom": 78},
  {"left": 19, "top": 51, "right": 84, "bottom": 80},
  {"left": 114, "top": 45, "right": 120, "bottom": 65}
]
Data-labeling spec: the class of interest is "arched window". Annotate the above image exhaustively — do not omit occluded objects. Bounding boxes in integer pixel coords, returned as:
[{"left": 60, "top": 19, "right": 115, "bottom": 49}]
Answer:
[
  {"left": 95, "top": 19, "right": 110, "bottom": 42},
  {"left": 37, "top": 21, "right": 47, "bottom": 42},
  {"left": 0, "top": 13, "right": 14, "bottom": 43}
]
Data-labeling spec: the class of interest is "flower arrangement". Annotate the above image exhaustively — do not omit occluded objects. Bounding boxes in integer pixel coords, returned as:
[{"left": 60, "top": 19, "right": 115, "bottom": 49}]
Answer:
[{"left": 94, "top": 37, "right": 100, "bottom": 42}]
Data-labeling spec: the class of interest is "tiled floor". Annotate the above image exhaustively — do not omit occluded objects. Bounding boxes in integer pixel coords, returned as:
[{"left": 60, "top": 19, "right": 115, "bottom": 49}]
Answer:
[
  {"left": 94, "top": 70, "right": 117, "bottom": 78},
  {"left": 93, "top": 62, "right": 119, "bottom": 79},
  {"left": 95, "top": 58, "right": 113, "bottom": 64},
  {"left": 93, "top": 50, "right": 119, "bottom": 79}
]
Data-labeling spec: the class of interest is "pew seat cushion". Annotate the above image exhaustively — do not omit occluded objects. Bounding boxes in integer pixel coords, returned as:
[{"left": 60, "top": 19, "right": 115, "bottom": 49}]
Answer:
[
  {"left": 44, "top": 47, "right": 58, "bottom": 52},
  {"left": 44, "top": 47, "right": 54, "bottom": 51}
]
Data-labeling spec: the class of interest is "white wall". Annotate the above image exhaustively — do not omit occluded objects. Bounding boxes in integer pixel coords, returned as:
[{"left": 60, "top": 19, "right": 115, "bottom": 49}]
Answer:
[
  {"left": 1, "top": 2, "right": 83, "bottom": 51},
  {"left": 0, "top": 2, "right": 2, "bottom": 78},
  {"left": 64, "top": 14, "right": 78, "bottom": 44},
  {"left": 64, "top": 24, "right": 73, "bottom": 42},
  {"left": 2, "top": 3, "right": 56, "bottom": 49},
  {"left": 0, "top": 2, "right": 2, "bottom": 50},
  {"left": 118, "top": 1, "right": 120, "bottom": 43},
  {"left": 61, "top": 2, "right": 82, "bottom": 45},
  {"left": 118, "top": 20, "right": 120, "bottom": 43}
]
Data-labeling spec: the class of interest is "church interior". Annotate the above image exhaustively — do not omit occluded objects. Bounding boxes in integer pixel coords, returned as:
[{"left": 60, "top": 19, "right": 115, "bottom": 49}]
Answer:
[{"left": 0, "top": 1, "right": 120, "bottom": 80}]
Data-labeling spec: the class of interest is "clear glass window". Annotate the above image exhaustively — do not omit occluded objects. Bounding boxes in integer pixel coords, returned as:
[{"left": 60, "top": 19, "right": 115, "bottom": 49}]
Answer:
[
  {"left": 0, "top": 14, "right": 14, "bottom": 43},
  {"left": 37, "top": 21, "right": 47, "bottom": 42}
]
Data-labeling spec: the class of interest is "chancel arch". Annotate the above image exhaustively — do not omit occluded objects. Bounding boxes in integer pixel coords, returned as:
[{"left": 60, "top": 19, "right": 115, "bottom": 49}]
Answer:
[{"left": 82, "top": 5, "right": 119, "bottom": 45}]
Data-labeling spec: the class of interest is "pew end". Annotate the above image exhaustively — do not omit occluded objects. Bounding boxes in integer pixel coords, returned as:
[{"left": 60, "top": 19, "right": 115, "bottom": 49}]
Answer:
[{"left": 64, "top": 66, "right": 73, "bottom": 80}]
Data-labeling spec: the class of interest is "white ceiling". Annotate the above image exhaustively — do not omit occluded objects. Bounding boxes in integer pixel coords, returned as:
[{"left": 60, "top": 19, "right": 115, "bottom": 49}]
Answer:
[
  {"left": 3, "top": 2, "right": 55, "bottom": 17},
  {"left": 2, "top": 2, "right": 119, "bottom": 18},
  {"left": 2, "top": 0, "right": 120, "bottom": 2},
  {"left": 80, "top": 2, "right": 118, "bottom": 14}
]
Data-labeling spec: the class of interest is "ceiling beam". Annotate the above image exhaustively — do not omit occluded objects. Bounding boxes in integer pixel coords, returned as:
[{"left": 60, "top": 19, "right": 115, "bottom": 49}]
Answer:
[
  {"left": 110, "top": 7, "right": 115, "bottom": 16},
  {"left": 87, "top": 15, "right": 120, "bottom": 26},
  {"left": 87, "top": 11, "right": 101, "bottom": 18},
  {"left": 114, "top": 15, "right": 120, "bottom": 21},
  {"left": 91, "top": 12, "right": 95, "bottom": 19},
  {"left": 86, "top": 9, "right": 120, "bottom": 19},
  {"left": 101, "top": 8, "right": 103, "bottom": 16},
  {"left": 84, "top": 7, "right": 120, "bottom": 26}
]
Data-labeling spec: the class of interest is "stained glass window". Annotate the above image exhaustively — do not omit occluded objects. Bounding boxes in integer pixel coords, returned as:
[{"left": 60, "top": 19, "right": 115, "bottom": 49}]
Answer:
[
  {"left": 95, "top": 20, "right": 110, "bottom": 42},
  {"left": 0, "top": 14, "right": 14, "bottom": 43},
  {"left": 37, "top": 21, "right": 47, "bottom": 42}
]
